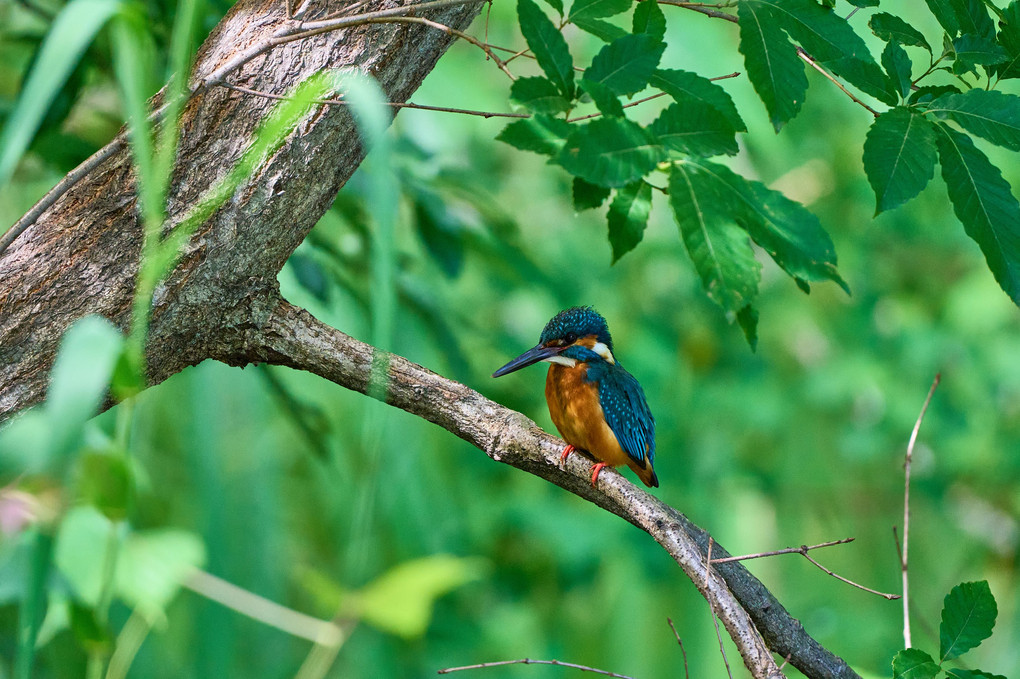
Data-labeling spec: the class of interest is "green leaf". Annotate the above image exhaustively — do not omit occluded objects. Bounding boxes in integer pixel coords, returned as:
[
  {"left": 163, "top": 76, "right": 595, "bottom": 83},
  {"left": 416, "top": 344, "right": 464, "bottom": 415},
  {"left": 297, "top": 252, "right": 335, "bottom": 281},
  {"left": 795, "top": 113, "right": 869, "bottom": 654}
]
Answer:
[
  {"left": 952, "top": 33, "right": 1008, "bottom": 67},
  {"left": 572, "top": 16, "right": 630, "bottom": 42},
  {"left": 940, "top": 580, "right": 998, "bottom": 661},
  {"left": 954, "top": 0, "right": 995, "bottom": 40},
  {"left": 925, "top": 0, "right": 961, "bottom": 36},
  {"left": 935, "top": 123, "right": 1020, "bottom": 303},
  {"left": 555, "top": 117, "right": 664, "bottom": 187},
  {"left": 497, "top": 115, "right": 572, "bottom": 155},
  {"left": 75, "top": 448, "right": 133, "bottom": 522},
  {"left": 909, "top": 84, "right": 961, "bottom": 105},
  {"left": 518, "top": 0, "right": 575, "bottom": 98},
  {"left": 870, "top": 13, "right": 933, "bottom": 52},
  {"left": 573, "top": 177, "right": 612, "bottom": 210},
  {"left": 568, "top": 0, "right": 632, "bottom": 22},
  {"left": 45, "top": 317, "right": 125, "bottom": 461},
  {"left": 737, "top": 0, "right": 807, "bottom": 131},
  {"left": 583, "top": 33, "right": 665, "bottom": 96},
  {"left": 882, "top": 41, "right": 913, "bottom": 99},
  {"left": 510, "top": 76, "right": 571, "bottom": 115},
  {"left": 117, "top": 530, "right": 206, "bottom": 624},
  {"left": 946, "top": 670, "right": 1008, "bottom": 679},
  {"left": 0, "top": 0, "right": 122, "bottom": 187},
  {"left": 541, "top": 0, "right": 563, "bottom": 16},
  {"left": 607, "top": 181, "right": 653, "bottom": 261},
  {"left": 685, "top": 160, "right": 847, "bottom": 292},
  {"left": 354, "top": 555, "right": 483, "bottom": 639},
  {"left": 763, "top": 0, "right": 896, "bottom": 105},
  {"left": 863, "top": 108, "right": 938, "bottom": 214},
  {"left": 633, "top": 0, "right": 666, "bottom": 41},
  {"left": 54, "top": 506, "right": 116, "bottom": 606},
  {"left": 737, "top": 305, "right": 759, "bottom": 350},
  {"left": 579, "top": 79, "right": 625, "bottom": 117},
  {"left": 649, "top": 102, "right": 738, "bottom": 157},
  {"left": 68, "top": 602, "right": 112, "bottom": 653},
  {"left": 845, "top": 0, "right": 878, "bottom": 6},
  {"left": 997, "top": 1, "right": 1020, "bottom": 79},
  {"left": 649, "top": 69, "right": 746, "bottom": 132},
  {"left": 669, "top": 164, "right": 761, "bottom": 312},
  {"left": 892, "top": 649, "right": 941, "bottom": 679},
  {"left": 928, "top": 90, "right": 1020, "bottom": 151}
]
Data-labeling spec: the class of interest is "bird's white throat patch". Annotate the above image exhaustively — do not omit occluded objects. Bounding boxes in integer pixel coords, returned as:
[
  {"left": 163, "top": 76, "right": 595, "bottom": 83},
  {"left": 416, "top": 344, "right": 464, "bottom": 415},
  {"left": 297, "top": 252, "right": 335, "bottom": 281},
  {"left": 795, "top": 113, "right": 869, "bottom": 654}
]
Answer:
[
  {"left": 592, "top": 342, "right": 615, "bottom": 364},
  {"left": 544, "top": 355, "right": 578, "bottom": 368}
]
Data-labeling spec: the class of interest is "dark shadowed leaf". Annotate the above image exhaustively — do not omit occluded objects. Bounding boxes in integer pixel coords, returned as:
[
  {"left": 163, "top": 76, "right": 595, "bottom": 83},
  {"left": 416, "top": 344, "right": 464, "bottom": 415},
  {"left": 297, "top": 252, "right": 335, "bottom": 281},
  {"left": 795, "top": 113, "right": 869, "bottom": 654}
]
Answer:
[
  {"left": 541, "top": 0, "right": 563, "bottom": 16},
  {"left": 573, "top": 177, "right": 612, "bottom": 210},
  {"left": 946, "top": 670, "right": 1008, "bottom": 679},
  {"left": 737, "top": 304, "right": 758, "bottom": 349},
  {"left": 952, "top": 33, "right": 1008, "bottom": 69},
  {"left": 607, "top": 181, "right": 653, "bottom": 262},
  {"left": 511, "top": 76, "right": 571, "bottom": 115},
  {"left": 928, "top": 90, "right": 1020, "bottom": 151},
  {"left": 954, "top": 0, "right": 995, "bottom": 39},
  {"left": 633, "top": 0, "right": 666, "bottom": 41},
  {"left": 845, "top": 0, "right": 878, "bottom": 6},
  {"left": 572, "top": 16, "right": 629, "bottom": 42},
  {"left": 737, "top": 0, "right": 807, "bottom": 131},
  {"left": 935, "top": 123, "right": 1020, "bottom": 303},
  {"left": 925, "top": 0, "right": 961, "bottom": 35},
  {"left": 892, "top": 649, "right": 940, "bottom": 679},
  {"left": 518, "top": 0, "right": 575, "bottom": 98},
  {"left": 863, "top": 108, "right": 937, "bottom": 214},
  {"left": 584, "top": 33, "right": 665, "bottom": 96},
  {"left": 497, "top": 115, "right": 572, "bottom": 155},
  {"left": 669, "top": 164, "right": 761, "bottom": 312},
  {"left": 649, "top": 102, "right": 738, "bottom": 157},
  {"left": 649, "top": 69, "right": 746, "bottom": 132},
  {"left": 940, "top": 581, "right": 998, "bottom": 661},
  {"left": 909, "top": 84, "right": 961, "bottom": 104},
  {"left": 568, "top": 0, "right": 632, "bottom": 22},
  {"left": 555, "top": 117, "right": 663, "bottom": 187},
  {"left": 883, "top": 41, "right": 913, "bottom": 99},
  {"left": 870, "top": 12, "right": 933, "bottom": 52},
  {"left": 998, "top": 1, "right": 1020, "bottom": 79},
  {"left": 579, "top": 79, "right": 625, "bottom": 117}
]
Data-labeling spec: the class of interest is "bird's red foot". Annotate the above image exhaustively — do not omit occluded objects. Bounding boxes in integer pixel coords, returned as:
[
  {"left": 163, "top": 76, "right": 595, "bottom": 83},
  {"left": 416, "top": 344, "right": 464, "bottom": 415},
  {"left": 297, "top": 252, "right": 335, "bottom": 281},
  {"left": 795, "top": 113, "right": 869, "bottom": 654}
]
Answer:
[
  {"left": 559, "top": 444, "right": 575, "bottom": 467},
  {"left": 590, "top": 463, "right": 607, "bottom": 487}
]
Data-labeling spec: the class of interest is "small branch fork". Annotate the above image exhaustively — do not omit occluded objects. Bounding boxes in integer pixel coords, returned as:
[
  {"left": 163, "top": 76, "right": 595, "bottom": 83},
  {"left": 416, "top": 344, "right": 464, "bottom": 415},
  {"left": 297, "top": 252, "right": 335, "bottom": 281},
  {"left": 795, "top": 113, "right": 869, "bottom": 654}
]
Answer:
[
  {"left": 900, "top": 373, "right": 942, "bottom": 648},
  {"left": 438, "top": 658, "right": 635, "bottom": 677}
]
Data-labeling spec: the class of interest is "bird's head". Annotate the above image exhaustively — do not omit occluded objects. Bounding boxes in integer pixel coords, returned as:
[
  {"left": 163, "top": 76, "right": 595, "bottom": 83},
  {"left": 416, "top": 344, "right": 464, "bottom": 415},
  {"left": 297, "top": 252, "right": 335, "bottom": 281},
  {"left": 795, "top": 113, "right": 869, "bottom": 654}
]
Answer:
[{"left": 492, "top": 306, "right": 616, "bottom": 378}]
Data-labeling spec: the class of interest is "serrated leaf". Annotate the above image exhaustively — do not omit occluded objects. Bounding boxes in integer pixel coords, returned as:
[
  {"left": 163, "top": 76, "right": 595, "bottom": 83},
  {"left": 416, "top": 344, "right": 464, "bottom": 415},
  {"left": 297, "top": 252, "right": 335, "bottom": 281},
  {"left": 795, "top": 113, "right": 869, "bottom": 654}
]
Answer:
[
  {"left": 584, "top": 33, "right": 665, "bottom": 96},
  {"left": 568, "top": 0, "right": 632, "bottom": 22},
  {"left": 870, "top": 13, "right": 933, "bottom": 52},
  {"left": 649, "top": 69, "right": 746, "bottom": 132},
  {"left": 928, "top": 90, "right": 1020, "bottom": 151},
  {"left": 926, "top": 0, "right": 961, "bottom": 35},
  {"left": 863, "top": 107, "right": 937, "bottom": 213},
  {"left": 573, "top": 177, "right": 612, "bottom": 210},
  {"left": 946, "top": 670, "right": 1009, "bottom": 679},
  {"left": 954, "top": 0, "right": 995, "bottom": 40},
  {"left": 952, "top": 33, "right": 1008, "bottom": 66},
  {"left": 940, "top": 580, "right": 998, "bottom": 661},
  {"left": 737, "top": 0, "right": 807, "bottom": 131},
  {"left": 555, "top": 117, "right": 664, "bottom": 187},
  {"left": 892, "top": 649, "right": 941, "bottom": 679},
  {"left": 633, "top": 0, "right": 666, "bottom": 41},
  {"left": 737, "top": 305, "right": 759, "bottom": 350},
  {"left": 685, "top": 160, "right": 847, "bottom": 292},
  {"left": 579, "top": 79, "right": 625, "bottom": 117},
  {"left": 997, "top": 2, "right": 1020, "bottom": 79},
  {"left": 510, "top": 76, "right": 571, "bottom": 115},
  {"left": 883, "top": 41, "right": 913, "bottom": 99},
  {"left": 935, "top": 123, "right": 1020, "bottom": 303},
  {"left": 763, "top": 0, "right": 896, "bottom": 105},
  {"left": 669, "top": 164, "right": 761, "bottom": 312},
  {"left": 497, "top": 115, "right": 572, "bottom": 155},
  {"left": 909, "top": 84, "right": 961, "bottom": 104},
  {"left": 607, "top": 181, "right": 652, "bottom": 261},
  {"left": 845, "top": 0, "right": 878, "bottom": 6},
  {"left": 572, "top": 16, "right": 630, "bottom": 42},
  {"left": 519, "top": 0, "right": 575, "bottom": 99},
  {"left": 650, "top": 102, "right": 738, "bottom": 157}
]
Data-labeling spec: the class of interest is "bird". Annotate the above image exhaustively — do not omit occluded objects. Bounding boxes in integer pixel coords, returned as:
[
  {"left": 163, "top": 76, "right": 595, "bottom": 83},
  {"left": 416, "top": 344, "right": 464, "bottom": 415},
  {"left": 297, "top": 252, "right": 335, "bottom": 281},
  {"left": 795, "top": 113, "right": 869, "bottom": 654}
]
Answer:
[{"left": 492, "top": 306, "right": 657, "bottom": 488}]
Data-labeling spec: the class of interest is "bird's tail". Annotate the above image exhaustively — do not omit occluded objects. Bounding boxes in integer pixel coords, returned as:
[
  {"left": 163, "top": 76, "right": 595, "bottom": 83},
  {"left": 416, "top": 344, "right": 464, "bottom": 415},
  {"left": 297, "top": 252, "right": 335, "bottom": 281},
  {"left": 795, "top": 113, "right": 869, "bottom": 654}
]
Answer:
[{"left": 631, "top": 460, "right": 659, "bottom": 488}]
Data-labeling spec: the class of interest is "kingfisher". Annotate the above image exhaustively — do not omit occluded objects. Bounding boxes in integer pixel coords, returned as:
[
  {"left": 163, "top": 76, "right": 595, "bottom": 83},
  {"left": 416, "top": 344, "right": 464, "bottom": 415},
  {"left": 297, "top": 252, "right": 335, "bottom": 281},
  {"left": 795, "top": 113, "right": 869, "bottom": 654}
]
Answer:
[{"left": 492, "top": 306, "right": 657, "bottom": 488}]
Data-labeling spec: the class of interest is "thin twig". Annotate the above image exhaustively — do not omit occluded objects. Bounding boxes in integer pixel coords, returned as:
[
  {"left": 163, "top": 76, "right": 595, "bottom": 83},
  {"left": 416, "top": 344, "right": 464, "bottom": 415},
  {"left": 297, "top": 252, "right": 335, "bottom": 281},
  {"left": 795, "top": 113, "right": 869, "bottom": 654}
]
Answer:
[
  {"left": 796, "top": 47, "right": 880, "bottom": 117},
  {"left": 566, "top": 71, "right": 740, "bottom": 123},
  {"left": 710, "top": 537, "right": 855, "bottom": 563},
  {"left": 666, "top": 618, "right": 690, "bottom": 679},
  {"left": 902, "top": 373, "right": 942, "bottom": 648},
  {"left": 705, "top": 539, "right": 735, "bottom": 679},
  {"left": 658, "top": 0, "right": 737, "bottom": 21},
  {"left": 800, "top": 552, "right": 900, "bottom": 600},
  {"left": 216, "top": 81, "right": 528, "bottom": 118},
  {"left": 437, "top": 658, "right": 636, "bottom": 677}
]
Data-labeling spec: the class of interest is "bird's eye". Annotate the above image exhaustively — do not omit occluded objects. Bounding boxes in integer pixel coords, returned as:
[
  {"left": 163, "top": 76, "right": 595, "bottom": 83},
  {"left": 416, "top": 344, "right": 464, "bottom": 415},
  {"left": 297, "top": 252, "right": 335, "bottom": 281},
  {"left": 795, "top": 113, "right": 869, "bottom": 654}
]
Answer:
[{"left": 563, "top": 332, "right": 577, "bottom": 344}]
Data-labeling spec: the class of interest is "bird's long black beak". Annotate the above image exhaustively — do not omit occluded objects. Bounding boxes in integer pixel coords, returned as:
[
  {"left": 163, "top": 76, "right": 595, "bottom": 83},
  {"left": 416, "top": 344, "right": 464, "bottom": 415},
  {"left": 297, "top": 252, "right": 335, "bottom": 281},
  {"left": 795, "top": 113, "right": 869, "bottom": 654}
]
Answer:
[{"left": 492, "top": 344, "right": 562, "bottom": 377}]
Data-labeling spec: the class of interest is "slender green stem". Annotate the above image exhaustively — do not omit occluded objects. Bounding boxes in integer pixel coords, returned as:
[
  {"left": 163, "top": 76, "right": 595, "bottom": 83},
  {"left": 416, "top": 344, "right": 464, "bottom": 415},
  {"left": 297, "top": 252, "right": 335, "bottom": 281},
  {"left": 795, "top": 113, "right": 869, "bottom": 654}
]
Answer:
[{"left": 15, "top": 530, "right": 55, "bottom": 679}]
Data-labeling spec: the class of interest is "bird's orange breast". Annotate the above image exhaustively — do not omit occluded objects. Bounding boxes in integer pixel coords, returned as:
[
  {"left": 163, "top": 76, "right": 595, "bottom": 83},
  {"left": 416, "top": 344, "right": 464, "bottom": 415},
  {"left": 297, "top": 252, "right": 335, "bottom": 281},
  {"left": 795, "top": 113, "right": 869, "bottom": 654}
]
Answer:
[{"left": 545, "top": 363, "right": 634, "bottom": 470}]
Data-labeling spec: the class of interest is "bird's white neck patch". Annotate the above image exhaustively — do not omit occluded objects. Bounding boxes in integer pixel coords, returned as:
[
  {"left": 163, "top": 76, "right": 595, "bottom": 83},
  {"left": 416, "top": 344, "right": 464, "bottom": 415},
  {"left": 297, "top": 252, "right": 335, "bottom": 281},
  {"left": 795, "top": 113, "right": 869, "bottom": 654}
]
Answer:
[
  {"left": 592, "top": 342, "right": 615, "bottom": 365},
  {"left": 544, "top": 355, "right": 578, "bottom": 368}
]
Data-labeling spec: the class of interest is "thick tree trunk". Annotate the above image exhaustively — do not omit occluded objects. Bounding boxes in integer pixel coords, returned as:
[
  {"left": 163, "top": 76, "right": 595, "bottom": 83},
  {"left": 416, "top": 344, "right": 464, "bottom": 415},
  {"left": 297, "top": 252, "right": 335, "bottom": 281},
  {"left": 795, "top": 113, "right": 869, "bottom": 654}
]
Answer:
[{"left": 0, "top": 0, "right": 482, "bottom": 418}]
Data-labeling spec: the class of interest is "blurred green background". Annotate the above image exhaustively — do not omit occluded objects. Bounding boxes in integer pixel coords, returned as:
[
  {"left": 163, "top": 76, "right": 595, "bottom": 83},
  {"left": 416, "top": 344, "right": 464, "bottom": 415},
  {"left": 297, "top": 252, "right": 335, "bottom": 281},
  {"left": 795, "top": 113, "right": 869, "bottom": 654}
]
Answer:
[{"left": 0, "top": 0, "right": 1017, "bottom": 677}]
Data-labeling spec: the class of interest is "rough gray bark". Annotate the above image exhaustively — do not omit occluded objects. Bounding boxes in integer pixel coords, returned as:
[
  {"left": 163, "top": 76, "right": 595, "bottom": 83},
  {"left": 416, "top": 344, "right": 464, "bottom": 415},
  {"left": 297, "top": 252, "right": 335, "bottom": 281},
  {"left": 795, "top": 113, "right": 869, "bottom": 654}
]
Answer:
[{"left": 0, "top": 1, "right": 866, "bottom": 678}]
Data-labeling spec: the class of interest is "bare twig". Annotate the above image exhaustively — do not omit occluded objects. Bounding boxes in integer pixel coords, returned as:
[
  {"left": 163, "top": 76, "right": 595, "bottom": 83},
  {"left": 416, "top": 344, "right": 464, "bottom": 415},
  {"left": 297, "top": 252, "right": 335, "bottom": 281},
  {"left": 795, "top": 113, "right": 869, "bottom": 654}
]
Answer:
[
  {"left": 437, "top": 658, "right": 636, "bottom": 677},
  {"left": 796, "top": 48, "right": 880, "bottom": 117},
  {"left": 710, "top": 538, "right": 855, "bottom": 564},
  {"left": 658, "top": 0, "right": 738, "bottom": 21},
  {"left": 705, "top": 539, "right": 735, "bottom": 679},
  {"left": 799, "top": 552, "right": 900, "bottom": 600},
  {"left": 566, "top": 71, "right": 741, "bottom": 123},
  {"left": 901, "top": 373, "right": 942, "bottom": 648},
  {"left": 667, "top": 618, "right": 690, "bottom": 679}
]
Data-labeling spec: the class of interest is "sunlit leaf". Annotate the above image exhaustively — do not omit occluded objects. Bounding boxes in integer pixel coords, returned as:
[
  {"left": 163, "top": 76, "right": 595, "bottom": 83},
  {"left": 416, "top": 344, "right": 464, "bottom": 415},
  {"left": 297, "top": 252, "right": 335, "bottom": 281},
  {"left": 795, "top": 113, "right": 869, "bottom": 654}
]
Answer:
[
  {"left": 892, "top": 648, "right": 940, "bottom": 679},
  {"left": 579, "top": 79, "right": 625, "bottom": 117},
  {"left": 928, "top": 90, "right": 1020, "bottom": 151},
  {"left": 863, "top": 108, "right": 937, "bottom": 214},
  {"left": 583, "top": 33, "right": 665, "bottom": 96},
  {"left": 518, "top": 0, "right": 575, "bottom": 98},
  {"left": 607, "top": 181, "right": 652, "bottom": 262},
  {"left": 511, "top": 76, "right": 571, "bottom": 115},
  {"left": 935, "top": 123, "right": 1020, "bottom": 303},
  {"left": 649, "top": 102, "right": 738, "bottom": 157},
  {"left": 940, "top": 580, "right": 998, "bottom": 661},
  {"left": 737, "top": 0, "right": 807, "bottom": 131},
  {"left": 555, "top": 117, "right": 663, "bottom": 187}
]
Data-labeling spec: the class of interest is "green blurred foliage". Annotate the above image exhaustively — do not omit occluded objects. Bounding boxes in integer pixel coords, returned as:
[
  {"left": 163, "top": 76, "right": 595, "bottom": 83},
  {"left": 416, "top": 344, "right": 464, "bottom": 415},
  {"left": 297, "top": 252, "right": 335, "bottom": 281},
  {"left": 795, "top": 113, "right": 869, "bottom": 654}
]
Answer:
[{"left": 1, "top": 0, "right": 1018, "bottom": 678}]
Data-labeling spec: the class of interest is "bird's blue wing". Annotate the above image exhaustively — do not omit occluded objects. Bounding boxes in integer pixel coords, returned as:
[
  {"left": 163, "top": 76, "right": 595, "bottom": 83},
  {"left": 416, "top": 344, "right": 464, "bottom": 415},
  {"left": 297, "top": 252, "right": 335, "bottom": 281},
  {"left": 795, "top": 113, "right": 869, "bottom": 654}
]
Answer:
[{"left": 595, "top": 365, "right": 655, "bottom": 468}]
